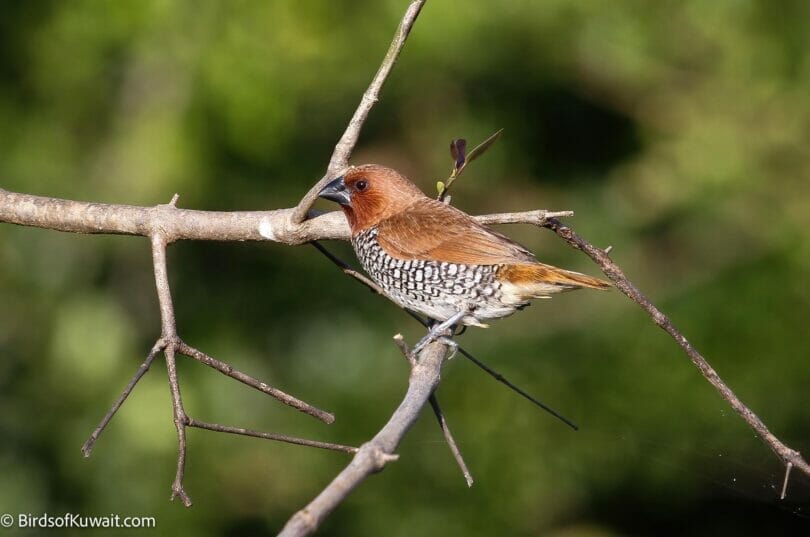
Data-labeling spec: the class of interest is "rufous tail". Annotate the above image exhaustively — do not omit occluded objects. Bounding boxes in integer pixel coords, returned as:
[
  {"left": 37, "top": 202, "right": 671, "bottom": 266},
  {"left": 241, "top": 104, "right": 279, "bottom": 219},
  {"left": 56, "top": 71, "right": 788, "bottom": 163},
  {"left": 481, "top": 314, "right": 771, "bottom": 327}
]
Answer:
[{"left": 499, "top": 263, "right": 611, "bottom": 297}]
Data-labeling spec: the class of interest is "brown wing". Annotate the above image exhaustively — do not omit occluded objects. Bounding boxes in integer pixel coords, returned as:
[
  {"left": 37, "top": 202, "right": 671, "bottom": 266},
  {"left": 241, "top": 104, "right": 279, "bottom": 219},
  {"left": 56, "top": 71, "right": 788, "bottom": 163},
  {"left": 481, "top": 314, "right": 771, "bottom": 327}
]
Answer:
[{"left": 375, "top": 198, "right": 537, "bottom": 265}]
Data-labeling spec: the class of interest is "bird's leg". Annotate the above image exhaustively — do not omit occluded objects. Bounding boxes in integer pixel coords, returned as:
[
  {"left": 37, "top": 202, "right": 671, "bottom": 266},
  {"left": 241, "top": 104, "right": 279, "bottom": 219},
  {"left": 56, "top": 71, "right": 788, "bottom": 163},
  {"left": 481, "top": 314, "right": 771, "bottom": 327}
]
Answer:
[{"left": 411, "top": 308, "right": 470, "bottom": 359}]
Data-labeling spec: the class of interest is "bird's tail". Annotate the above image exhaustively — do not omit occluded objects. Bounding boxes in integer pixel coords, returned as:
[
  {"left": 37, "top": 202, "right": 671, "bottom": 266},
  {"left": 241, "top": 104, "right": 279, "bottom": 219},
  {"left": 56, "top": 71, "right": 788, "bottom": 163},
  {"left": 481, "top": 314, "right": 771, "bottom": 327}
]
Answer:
[{"left": 499, "top": 263, "right": 611, "bottom": 298}]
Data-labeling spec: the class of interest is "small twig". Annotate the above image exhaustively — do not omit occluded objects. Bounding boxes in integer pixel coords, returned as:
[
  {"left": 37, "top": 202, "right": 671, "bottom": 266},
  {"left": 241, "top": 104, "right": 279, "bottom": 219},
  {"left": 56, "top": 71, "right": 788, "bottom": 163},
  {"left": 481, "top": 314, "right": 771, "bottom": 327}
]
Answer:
[
  {"left": 541, "top": 216, "right": 810, "bottom": 495},
  {"left": 780, "top": 462, "right": 793, "bottom": 500},
  {"left": 393, "top": 334, "right": 415, "bottom": 367},
  {"left": 290, "top": 0, "right": 427, "bottom": 224},
  {"left": 438, "top": 129, "right": 503, "bottom": 202},
  {"left": 429, "top": 397, "right": 473, "bottom": 487},
  {"left": 164, "top": 344, "right": 192, "bottom": 506},
  {"left": 176, "top": 341, "right": 334, "bottom": 424},
  {"left": 310, "top": 241, "right": 386, "bottom": 296},
  {"left": 81, "top": 339, "right": 164, "bottom": 457},
  {"left": 454, "top": 346, "right": 578, "bottom": 431},
  {"left": 474, "top": 209, "right": 574, "bottom": 226},
  {"left": 186, "top": 418, "right": 358, "bottom": 454}
]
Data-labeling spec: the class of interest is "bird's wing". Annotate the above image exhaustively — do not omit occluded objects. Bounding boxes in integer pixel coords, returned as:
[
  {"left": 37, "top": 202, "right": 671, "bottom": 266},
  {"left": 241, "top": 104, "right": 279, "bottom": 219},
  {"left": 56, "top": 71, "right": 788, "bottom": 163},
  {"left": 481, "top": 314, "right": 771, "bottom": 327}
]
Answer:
[{"left": 375, "top": 199, "right": 537, "bottom": 265}]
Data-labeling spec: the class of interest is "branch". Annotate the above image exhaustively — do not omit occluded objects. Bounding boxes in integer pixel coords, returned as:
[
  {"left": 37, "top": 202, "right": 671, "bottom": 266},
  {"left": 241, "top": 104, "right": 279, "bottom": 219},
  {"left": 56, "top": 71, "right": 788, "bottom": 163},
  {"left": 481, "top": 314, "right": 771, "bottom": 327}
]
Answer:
[
  {"left": 73, "top": 204, "right": 347, "bottom": 507},
  {"left": 176, "top": 341, "right": 334, "bottom": 424},
  {"left": 185, "top": 418, "right": 357, "bottom": 454},
  {"left": 394, "top": 334, "right": 474, "bottom": 487},
  {"left": 0, "top": 188, "right": 571, "bottom": 245},
  {"left": 151, "top": 233, "right": 192, "bottom": 505},
  {"left": 0, "top": 188, "right": 349, "bottom": 243},
  {"left": 81, "top": 339, "right": 165, "bottom": 457},
  {"left": 279, "top": 340, "right": 450, "bottom": 537},
  {"left": 539, "top": 217, "right": 810, "bottom": 496},
  {"left": 290, "top": 0, "right": 428, "bottom": 224}
]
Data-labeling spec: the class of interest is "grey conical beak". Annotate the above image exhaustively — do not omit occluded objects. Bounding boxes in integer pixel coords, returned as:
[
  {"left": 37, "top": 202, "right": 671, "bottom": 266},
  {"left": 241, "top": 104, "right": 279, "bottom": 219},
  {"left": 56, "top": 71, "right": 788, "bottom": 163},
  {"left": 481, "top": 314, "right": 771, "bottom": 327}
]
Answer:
[{"left": 318, "top": 176, "right": 351, "bottom": 206}]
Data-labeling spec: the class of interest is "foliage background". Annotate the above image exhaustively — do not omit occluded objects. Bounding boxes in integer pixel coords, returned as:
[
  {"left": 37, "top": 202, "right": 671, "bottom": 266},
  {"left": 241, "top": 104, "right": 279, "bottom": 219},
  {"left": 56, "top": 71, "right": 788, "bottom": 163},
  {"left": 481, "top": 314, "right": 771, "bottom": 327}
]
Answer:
[{"left": 1, "top": 1, "right": 808, "bottom": 535}]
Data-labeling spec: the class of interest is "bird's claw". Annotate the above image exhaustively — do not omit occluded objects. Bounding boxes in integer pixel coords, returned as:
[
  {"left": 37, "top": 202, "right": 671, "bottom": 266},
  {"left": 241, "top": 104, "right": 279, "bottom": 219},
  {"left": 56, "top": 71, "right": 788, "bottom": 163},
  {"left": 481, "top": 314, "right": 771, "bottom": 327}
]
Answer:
[
  {"left": 410, "top": 309, "right": 468, "bottom": 359},
  {"left": 438, "top": 336, "right": 458, "bottom": 359}
]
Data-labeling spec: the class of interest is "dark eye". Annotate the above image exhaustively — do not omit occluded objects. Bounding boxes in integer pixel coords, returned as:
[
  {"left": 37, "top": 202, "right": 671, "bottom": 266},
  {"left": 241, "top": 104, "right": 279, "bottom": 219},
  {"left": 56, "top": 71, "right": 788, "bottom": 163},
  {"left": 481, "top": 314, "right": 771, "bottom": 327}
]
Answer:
[{"left": 355, "top": 180, "right": 368, "bottom": 192}]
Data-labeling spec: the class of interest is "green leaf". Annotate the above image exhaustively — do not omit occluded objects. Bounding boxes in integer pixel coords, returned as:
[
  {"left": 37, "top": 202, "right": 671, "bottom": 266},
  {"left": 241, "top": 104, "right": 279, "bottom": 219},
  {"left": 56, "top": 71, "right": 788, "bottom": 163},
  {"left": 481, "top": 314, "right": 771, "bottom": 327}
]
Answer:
[
  {"left": 436, "top": 181, "right": 445, "bottom": 195},
  {"left": 466, "top": 128, "right": 503, "bottom": 163}
]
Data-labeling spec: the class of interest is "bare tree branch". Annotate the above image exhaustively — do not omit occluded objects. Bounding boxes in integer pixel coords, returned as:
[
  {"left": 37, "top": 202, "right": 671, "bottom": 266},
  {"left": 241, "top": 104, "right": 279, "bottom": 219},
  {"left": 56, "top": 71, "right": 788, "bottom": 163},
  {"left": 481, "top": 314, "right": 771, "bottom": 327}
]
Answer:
[
  {"left": 150, "top": 233, "right": 193, "bottom": 505},
  {"left": 185, "top": 418, "right": 357, "bottom": 454},
  {"left": 0, "top": 188, "right": 348, "bottom": 243},
  {"left": 539, "top": 217, "right": 810, "bottom": 485},
  {"left": 394, "top": 334, "right": 474, "bottom": 487},
  {"left": 279, "top": 341, "right": 450, "bottom": 537},
  {"left": 429, "top": 395, "right": 474, "bottom": 487},
  {"left": 0, "top": 188, "right": 575, "bottom": 245},
  {"left": 176, "top": 341, "right": 334, "bottom": 424},
  {"left": 290, "top": 0, "right": 428, "bottom": 224},
  {"left": 81, "top": 339, "right": 165, "bottom": 457}
]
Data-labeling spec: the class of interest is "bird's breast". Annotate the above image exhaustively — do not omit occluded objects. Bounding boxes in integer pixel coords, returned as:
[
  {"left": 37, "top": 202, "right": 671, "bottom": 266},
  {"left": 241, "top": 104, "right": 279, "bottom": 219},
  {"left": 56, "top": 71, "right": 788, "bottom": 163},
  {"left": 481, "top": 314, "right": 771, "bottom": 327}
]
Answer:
[{"left": 351, "top": 228, "right": 525, "bottom": 323}]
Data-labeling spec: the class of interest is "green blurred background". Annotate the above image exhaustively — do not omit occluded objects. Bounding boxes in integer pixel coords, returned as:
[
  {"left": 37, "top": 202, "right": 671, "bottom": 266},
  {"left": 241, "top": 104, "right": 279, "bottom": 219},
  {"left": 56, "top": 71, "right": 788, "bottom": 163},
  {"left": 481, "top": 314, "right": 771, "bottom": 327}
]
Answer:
[{"left": 1, "top": 1, "right": 809, "bottom": 535}]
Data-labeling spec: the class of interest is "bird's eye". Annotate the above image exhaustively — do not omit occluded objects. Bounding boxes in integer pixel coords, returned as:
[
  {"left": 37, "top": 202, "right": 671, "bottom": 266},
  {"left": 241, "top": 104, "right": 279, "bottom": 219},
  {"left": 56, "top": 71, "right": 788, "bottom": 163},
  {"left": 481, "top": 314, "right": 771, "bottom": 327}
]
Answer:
[{"left": 355, "top": 180, "right": 368, "bottom": 192}]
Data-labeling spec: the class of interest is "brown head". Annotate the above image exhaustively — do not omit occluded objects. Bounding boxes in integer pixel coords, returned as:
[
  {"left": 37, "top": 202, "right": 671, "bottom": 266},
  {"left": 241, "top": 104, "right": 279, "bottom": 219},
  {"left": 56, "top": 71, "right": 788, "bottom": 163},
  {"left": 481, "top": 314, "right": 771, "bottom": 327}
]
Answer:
[{"left": 317, "top": 164, "right": 427, "bottom": 233}]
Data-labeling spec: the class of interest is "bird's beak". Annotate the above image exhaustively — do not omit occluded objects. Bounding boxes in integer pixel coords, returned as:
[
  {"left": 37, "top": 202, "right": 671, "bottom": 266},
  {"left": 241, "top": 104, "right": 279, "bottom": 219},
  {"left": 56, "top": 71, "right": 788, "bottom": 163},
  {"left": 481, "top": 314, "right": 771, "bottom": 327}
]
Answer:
[{"left": 318, "top": 176, "right": 351, "bottom": 206}]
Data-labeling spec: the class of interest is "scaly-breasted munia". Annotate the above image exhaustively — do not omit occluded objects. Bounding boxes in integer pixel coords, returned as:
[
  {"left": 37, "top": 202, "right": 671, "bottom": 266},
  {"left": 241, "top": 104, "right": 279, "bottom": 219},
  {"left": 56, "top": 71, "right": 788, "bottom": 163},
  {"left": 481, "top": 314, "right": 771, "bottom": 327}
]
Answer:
[{"left": 319, "top": 164, "right": 609, "bottom": 334}]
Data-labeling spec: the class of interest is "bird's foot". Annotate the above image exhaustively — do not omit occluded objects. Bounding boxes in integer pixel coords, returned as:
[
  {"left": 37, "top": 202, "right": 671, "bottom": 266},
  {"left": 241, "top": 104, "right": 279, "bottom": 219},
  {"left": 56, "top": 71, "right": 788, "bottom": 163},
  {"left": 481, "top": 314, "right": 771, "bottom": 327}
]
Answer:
[{"left": 411, "top": 309, "right": 469, "bottom": 359}]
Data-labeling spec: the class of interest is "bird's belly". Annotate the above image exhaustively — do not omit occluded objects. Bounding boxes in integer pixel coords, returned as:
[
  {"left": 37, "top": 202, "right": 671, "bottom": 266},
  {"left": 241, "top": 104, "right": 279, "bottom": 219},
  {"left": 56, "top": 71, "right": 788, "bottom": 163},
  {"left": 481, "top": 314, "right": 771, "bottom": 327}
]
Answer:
[{"left": 353, "top": 231, "right": 520, "bottom": 324}]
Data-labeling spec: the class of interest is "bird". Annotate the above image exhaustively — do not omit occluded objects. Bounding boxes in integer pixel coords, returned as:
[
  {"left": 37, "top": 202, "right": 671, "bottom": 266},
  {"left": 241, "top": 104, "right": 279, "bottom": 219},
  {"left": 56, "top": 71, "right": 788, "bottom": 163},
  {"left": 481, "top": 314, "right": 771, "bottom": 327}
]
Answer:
[{"left": 318, "top": 164, "right": 609, "bottom": 351}]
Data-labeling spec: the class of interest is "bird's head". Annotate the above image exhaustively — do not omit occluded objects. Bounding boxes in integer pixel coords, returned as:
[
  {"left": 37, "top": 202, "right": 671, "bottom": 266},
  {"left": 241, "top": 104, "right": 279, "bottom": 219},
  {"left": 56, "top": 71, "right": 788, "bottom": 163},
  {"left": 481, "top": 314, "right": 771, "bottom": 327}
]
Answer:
[{"left": 318, "top": 164, "right": 425, "bottom": 233}]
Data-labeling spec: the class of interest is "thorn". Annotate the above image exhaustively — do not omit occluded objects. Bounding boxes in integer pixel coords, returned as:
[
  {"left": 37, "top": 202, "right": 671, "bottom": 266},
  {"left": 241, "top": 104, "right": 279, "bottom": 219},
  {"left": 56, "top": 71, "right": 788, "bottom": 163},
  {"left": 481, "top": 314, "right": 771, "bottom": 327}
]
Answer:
[
  {"left": 604, "top": 245, "right": 613, "bottom": 254},
  {"left": 169, "top": 193, "right": 180, "bottom": 207}
]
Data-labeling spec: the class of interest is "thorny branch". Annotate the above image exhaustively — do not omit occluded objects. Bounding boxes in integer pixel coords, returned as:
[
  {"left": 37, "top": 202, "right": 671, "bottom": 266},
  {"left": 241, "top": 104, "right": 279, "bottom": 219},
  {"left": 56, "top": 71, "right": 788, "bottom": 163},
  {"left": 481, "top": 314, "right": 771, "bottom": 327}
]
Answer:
[{"left": 0, "top": 0, "right": 806, "bottom": 534}]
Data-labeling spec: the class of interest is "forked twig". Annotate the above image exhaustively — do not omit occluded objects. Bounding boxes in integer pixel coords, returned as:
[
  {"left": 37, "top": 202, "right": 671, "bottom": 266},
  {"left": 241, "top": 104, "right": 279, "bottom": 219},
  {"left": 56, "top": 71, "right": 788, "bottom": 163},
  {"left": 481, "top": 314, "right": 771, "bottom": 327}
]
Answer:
[
  {"left": 394, "top": 334, "right": 474, "bottom": 487},
  {"left": 82, "top": 227, "right": 348, "bottom": 507}
]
